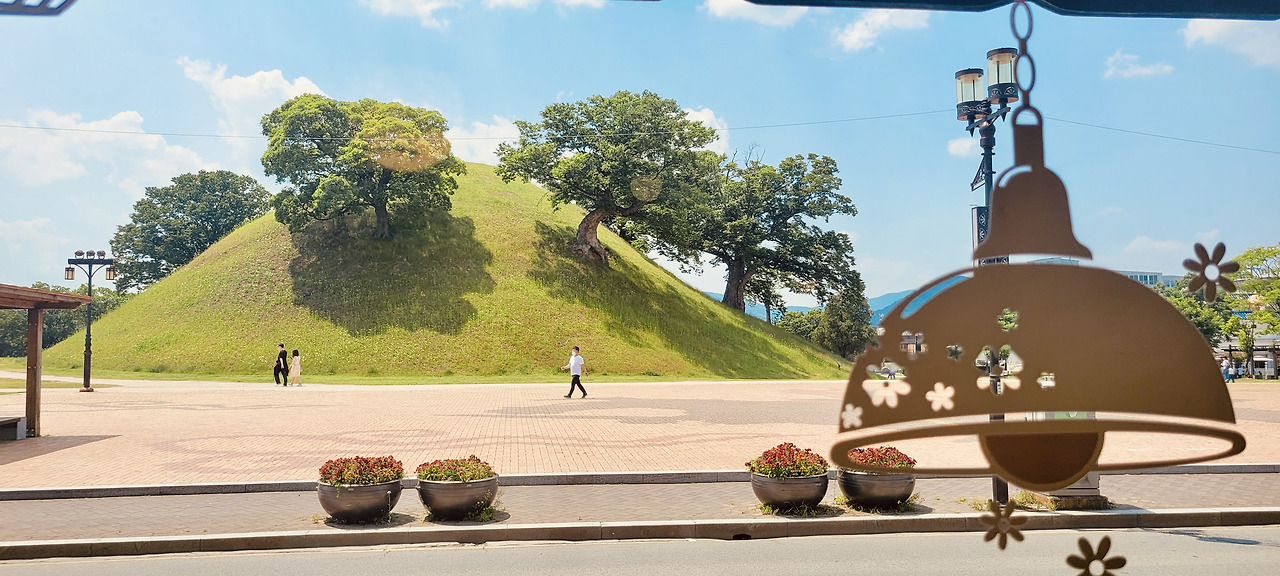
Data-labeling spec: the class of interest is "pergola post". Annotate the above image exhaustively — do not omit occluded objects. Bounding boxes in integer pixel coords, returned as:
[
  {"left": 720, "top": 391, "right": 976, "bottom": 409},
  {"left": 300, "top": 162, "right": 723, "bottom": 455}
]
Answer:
[{"left": 25, "top": 308, "right": 43, "bottom": 438}]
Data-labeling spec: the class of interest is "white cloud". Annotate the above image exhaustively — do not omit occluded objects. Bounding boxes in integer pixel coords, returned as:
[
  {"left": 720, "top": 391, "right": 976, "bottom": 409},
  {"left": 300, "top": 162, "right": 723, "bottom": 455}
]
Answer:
[
  {"left": 1117, "top": 235, "right": 1187, "bottom": 271},
  {"left": 486, "top": 0, "right": 605, "bottom": 7},
  {"left": 1194, "top": 229, "right": 1220, "bottom": 245},
  {"left": 684, "top": 107, "right": 730, "bottom": 156},
  {"left": 1182, "top": 19, "right": 1280, "bottom": 69},
  {"left": 362, "top": 0, "right": 604, "bottom": 26},
  {"left": 445, "top": 115, "right": 520, "bottom": 166},
  {"left": 0, "top": 218, "right": 70, "bottom": 276},
  {"left": 179, "top": 57, "right": 324, "bottom": 168},
  {"left": 835, "top": 9, "right": 929, "bottom": 52},
  {"left": 1099, "top": 206, "right": 1122, "bottom": 216},
  {"left": 701, "top": 0, "right": 808, "bottom": 27},
  {"left": 0, "top": 109, "right": 210, "bottom": 194},
  {"left": 1103, "top": 49, "right": 1173, "bottom": 79},
  {"left": 947, "top": 137, "right": 979, "bottom": 158},
  {"left": 361, "top": 0, "right": 461, "bottom": 28}
]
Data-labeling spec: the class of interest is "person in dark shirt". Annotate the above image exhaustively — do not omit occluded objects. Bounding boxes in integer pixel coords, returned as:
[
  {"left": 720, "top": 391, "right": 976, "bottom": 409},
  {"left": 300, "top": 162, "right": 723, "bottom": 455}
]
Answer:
[{"left": 274, "top": 343, "right": 289, "bottom": 386}]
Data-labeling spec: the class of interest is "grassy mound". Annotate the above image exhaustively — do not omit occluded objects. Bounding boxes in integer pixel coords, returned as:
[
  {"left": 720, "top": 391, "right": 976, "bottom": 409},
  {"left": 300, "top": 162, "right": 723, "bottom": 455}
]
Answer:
[{"left": 42, "top": 164, "right": 844, "bottom": 382}]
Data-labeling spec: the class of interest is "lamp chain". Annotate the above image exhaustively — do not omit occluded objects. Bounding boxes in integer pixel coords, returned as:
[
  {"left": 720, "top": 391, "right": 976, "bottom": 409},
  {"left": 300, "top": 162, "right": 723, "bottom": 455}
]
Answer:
[{"left": 1010, "top": 0, "right": 1035, "bottom": 111}]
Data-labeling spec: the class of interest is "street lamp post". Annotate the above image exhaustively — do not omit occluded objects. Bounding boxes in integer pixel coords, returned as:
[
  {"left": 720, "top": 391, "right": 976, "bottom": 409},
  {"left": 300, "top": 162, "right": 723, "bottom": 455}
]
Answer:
[
  {"left": 64, "top": 250, "right": 115, "bottom": 392},
  {"left": 956, "top": 47, "right": 1019, "bottom": 505}
]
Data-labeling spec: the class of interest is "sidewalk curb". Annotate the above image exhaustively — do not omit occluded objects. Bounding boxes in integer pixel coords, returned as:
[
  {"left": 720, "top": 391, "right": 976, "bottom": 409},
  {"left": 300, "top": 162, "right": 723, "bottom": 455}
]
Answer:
[
  {"left": 3, "top": 507, "right": 1278, "bottom": 561},
  {"left": 3, "top": 464, "right": 1277, "bottom": 501}
]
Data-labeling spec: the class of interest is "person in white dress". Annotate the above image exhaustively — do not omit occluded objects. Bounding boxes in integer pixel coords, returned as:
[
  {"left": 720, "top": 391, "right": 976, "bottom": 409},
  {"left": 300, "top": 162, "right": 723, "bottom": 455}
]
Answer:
[{"left": 289, "top": 349, "right": 302, "bottom": 387}]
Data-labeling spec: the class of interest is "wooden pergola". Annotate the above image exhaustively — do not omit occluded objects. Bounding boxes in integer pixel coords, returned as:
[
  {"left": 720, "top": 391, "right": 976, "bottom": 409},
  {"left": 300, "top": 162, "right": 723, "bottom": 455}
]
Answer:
[{"left": 0, "top": 283, "right": 91, "bottom": 438}]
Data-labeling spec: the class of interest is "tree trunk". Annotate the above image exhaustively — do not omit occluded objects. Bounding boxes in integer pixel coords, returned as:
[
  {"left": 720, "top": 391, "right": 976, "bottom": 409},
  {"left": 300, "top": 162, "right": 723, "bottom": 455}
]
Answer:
[
  {"left": 373, "top": 168, "right": 393, "bottom": 239},
  {"left": 573, "top": 208, "right": 613, "bottom": 262},
  {"left": 373, "top": 203, "right": 391, "bottom": 239},
  {"left": 722, "top": 259, "right": 752, "bottom": 312}
]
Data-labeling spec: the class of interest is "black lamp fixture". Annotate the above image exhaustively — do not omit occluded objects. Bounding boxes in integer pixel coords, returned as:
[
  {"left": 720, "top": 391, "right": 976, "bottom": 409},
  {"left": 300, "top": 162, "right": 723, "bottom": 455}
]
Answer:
[
  {"left": 954, "top": 47, "right": 1021, "bottom": 505},
  {"left": 65, "top": 249, "right": 116, "bottom": 392}
]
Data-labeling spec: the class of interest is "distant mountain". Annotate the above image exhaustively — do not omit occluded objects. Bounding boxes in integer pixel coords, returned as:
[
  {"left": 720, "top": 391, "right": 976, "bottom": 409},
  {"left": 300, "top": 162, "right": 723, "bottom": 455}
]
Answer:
[
  {"left": 870, "top": 275, "right": 969, "bottom": 325},
  {"left": 702, "top": 292, "right": 816, "bottom": 322},
  {"left": 704, "top": 274, "right": 969, "bottom": 326}
]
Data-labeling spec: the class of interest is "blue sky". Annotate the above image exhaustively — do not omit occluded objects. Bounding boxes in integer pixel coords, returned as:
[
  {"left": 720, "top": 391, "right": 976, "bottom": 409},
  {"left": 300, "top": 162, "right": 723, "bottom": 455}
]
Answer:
[{"left": 2, "top": 0, "right": 1277, "bottom": 305}]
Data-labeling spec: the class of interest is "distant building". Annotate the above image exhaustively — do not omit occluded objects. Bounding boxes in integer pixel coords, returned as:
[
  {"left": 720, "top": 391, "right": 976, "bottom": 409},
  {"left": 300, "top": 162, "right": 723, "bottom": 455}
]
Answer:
[{"left": 1028, "top": 258, "right": 1181, "bottom": 288}]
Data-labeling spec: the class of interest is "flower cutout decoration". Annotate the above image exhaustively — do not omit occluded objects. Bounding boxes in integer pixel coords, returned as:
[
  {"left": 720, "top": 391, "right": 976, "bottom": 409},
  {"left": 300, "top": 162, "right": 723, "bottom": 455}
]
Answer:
[
  {"left": 979, "top": 499, "right": 1026, "bottom": 550},
  {"left": 841, "top": 403, "right": 863, "bottom": 429},
  {"left": 1183, "top": 242, "right": 1239, "bottom": 303},
  {"left": 925, "top": 383, "right": 955, "bottom": 412},
  {"left": 862, "top": 378, "right": 911, "bottom": 408},
  {"left": 1066, "top": 536, "right": 1126, "bottom": 575}
]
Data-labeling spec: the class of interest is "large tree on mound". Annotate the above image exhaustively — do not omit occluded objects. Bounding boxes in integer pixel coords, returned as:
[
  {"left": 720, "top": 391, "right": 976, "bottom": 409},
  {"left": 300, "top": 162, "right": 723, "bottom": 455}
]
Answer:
[
  {"left": 495, "top": 90, "right": 720, "bottom": 261},
  {"left": 110, "top": 170, "right": 269, "bottom": 291},
  {"left": 654, "top": 153, "right": 859, "bottom": 312},
  {"left": 261, "top": 94, "right": 466, "bottom": 239}
]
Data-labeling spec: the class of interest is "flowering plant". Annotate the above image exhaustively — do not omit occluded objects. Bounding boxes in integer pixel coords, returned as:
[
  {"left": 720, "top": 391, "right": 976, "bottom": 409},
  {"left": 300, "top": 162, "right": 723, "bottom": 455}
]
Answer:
[
  {"left": 845, "top": 446, "right": 916, "bottom": 470},
  {"left": 318, "top": 455, "right": 404, "bottom": 486},
  {"left": 745, "top": 443, "right": 829, "bottom": 478},
  {"left": 416, "top": 455, "right": 497, "bottom": 482}
]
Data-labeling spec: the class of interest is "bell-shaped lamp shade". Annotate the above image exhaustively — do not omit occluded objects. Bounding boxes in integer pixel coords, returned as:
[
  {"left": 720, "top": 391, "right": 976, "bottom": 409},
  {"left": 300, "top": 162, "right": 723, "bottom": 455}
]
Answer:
[
  {"left": 64, "top": 267, "right": 75, "bottom": 281},
  {"left": 105, "top": 267, "right": 117, "bottom": 281},
  {"left": 986, "top": 48, "right": 1019, "bottom": 105},
  {"left": 74, "top": 250, "right": 84, "bottom": 257},
  {"left": 955, "top": 68, "right": 986, "bottom": 121}
]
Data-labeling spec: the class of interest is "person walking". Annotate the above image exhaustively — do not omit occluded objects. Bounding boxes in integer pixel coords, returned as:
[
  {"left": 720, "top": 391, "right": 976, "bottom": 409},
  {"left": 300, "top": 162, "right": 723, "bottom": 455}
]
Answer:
[
  {"left": 1222, "top": 357, "right": 1235, "bottom": 383},
  {"left": 274, "top": 343, "right": 289, "bottom": 386},
  {"left": 289, "top": 349, "right": 302, "bottom": 387},
  {"left": 561, "top": 346, "right": 587, "bottom": 399}
]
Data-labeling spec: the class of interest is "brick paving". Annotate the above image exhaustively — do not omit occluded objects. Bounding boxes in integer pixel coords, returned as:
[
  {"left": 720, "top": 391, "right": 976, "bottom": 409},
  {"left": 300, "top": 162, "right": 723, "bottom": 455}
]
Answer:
[
  {"left": 2, "top": 474, "right": 1278, "bottom": 543},
  {"left": 2, "top": 376, "right": 1277, "bottom": 489},
  {"left": 1, "top": 375, "right": 1278, "bottom": 545}
]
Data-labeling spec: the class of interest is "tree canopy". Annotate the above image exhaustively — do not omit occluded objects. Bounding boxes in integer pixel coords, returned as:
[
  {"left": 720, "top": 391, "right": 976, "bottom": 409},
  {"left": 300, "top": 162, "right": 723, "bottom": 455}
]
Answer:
[
  {"left": 495, "top": 90, "right": 720, "bottom": 261},
  {"left": 262, "top": 95, "right": 465, "bottom": 239},
  {"left": 1156, "top": 277, "right": 1236, "bottom": 347},
  {"left": 0, "top": 283, "right": 128, "bottom": 356},
  {"left": 109, "top": 170, "right": 269, "bottom": 291},
  {"left": 654, "top": 153, "right": 858, "bottom": 312},
  {"left": 776, "top": 308, "right": 823, "bottom": 342},
  {"left": 1230, "top": 242, "right": 1279, "bottom": 333},
  {"left": 812, "top": 280, "right": 876, "bottom": 359}
]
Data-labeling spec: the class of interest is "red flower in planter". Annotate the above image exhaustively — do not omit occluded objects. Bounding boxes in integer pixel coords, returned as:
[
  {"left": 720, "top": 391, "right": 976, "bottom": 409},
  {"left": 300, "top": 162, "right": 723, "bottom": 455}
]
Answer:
[{"left": 746, "top": 443, "right": 829, "bottom": 478}]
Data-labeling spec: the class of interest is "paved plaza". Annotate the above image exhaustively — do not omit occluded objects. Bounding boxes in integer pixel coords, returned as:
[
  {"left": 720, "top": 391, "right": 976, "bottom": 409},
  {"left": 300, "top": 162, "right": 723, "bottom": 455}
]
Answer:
[
  {"left": 1, "top": 375, "right": 1279, "bottom": 559},
  {"left": 1, "top": 374, "right": 1278, "bottom": 488}
]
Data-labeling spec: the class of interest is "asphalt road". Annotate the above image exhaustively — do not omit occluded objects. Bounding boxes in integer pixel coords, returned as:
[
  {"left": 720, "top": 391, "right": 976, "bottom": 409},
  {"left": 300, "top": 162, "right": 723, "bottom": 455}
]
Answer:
[{"left": 3, "top": 527, "right": 1279, "bottom": 576}]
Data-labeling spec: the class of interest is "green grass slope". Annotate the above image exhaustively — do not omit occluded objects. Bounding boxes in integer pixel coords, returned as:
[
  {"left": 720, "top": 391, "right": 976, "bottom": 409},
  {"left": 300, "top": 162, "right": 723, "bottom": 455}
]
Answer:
[{"left": 43, "top": 164, "right": 844, "bottom": 382}]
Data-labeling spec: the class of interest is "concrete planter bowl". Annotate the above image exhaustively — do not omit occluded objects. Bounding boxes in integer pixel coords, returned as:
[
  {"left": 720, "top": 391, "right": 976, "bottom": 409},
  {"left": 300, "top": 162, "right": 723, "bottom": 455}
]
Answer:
[
  {"left": 836, "top": 470, "right": 915, "bottom": 509},
  {"left": 418, "top": 475, "right": 499, "bottom": 521},
  {"left": 316, "top": 479, "right": 404, "bottom": 523},
  {"left": 750, "top": 472, "right": 829, "bottom": 510}
]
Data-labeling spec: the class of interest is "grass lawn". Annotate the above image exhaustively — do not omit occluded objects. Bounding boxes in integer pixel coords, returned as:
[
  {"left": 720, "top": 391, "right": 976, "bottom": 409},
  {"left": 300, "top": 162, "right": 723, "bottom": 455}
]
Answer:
[
  {"left": 0, "top": 357, "right": 800, "bottom": 385},
  {"left": 36, "top": 163, "right": 846, "bottom": 382},
  {"left": 0, "top": 376, "right": 118, "bottom": 390}
]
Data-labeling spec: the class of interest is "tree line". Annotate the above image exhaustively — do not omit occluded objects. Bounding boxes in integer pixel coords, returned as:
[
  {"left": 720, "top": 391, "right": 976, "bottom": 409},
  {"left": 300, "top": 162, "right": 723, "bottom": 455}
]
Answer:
[{"left": 11, "top": 90, "right": 876, "bottom": 360}]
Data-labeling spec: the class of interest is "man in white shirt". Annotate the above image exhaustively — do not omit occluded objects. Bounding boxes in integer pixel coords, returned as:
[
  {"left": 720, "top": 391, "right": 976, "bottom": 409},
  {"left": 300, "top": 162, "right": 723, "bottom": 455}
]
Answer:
[{"left": 561, "top": 346, "right": 587, "bottom": 398}]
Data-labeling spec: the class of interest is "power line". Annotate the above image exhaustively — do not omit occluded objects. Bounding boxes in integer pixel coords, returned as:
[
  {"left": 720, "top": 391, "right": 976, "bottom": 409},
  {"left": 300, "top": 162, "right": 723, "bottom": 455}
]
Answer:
[
  {"left": 1044, "top": 116, "right": 1280, "bottom": 156},
  {"left": 0, "top": 110, "right": 1276, "bottom": 155},
  {"left": 0, "top": 111, "right": 949, "bottom": 141}
]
